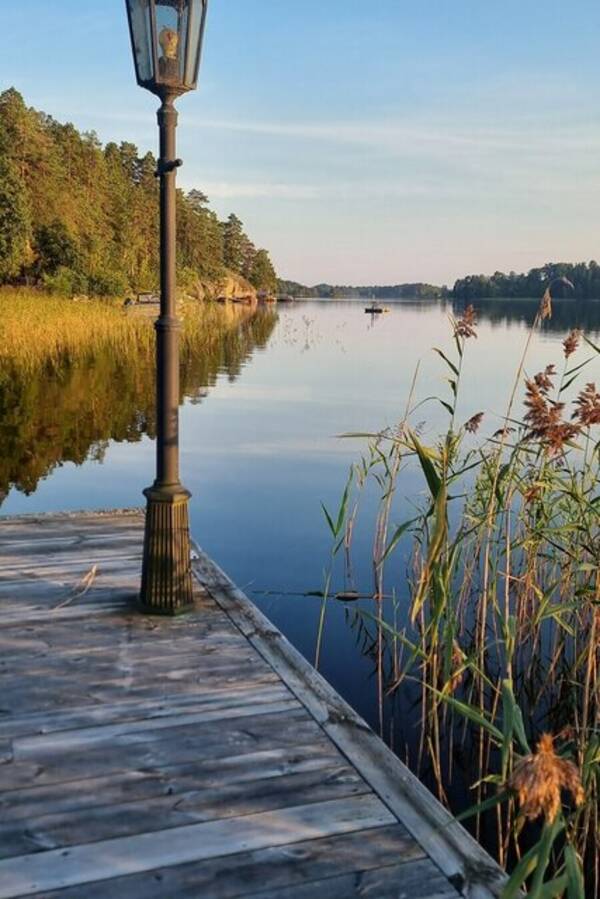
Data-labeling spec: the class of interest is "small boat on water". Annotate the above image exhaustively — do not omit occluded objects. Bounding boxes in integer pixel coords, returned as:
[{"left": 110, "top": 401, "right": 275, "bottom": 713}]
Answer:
[{"left": 364, "top": 304, "right": 390, "bottom": 314}]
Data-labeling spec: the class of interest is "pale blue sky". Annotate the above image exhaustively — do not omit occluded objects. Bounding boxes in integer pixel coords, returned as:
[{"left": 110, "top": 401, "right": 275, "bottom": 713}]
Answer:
[{"left": 3, "top": 1, "right": 600, "bottom": 285}]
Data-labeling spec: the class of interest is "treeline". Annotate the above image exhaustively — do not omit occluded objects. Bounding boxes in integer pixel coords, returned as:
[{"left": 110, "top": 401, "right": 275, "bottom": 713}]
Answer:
[
  {"left": 278, "top": 279, "right": 448, "bottom": 299},
  {"left": 453, "top": 262, "right": 600, "bottom": 301},
  {"left": 0, "top": 89, "right": 277, "bottom": 297}
]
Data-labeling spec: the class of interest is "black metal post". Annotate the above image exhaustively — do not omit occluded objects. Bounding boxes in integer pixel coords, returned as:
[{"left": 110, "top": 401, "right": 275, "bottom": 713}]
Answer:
[{"left": 140, "top": 94, "right": 194, "bottom": 615}]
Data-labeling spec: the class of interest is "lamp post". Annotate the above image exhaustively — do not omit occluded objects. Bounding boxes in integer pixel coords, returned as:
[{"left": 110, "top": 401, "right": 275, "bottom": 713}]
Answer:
[{"left": 125, "top": 0, "right": 209, "bottom": 614}]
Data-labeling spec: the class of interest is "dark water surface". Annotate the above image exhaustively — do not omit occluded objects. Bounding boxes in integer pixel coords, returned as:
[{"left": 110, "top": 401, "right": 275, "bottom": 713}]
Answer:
[{"left": 2, "top": 296, "right": 600, "bottom": 838}]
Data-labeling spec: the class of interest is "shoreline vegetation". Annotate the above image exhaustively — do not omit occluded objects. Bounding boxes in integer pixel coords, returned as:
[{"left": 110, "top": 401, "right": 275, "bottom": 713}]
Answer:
[
  {"left": 0, "top": 287, "right": 259, "bottom": 373},
  {"left": 317, "top": 286, "right": 600, "bottom": 895},
  {"left": 279, "top": 261, "right": 600, "bottom": 302}
]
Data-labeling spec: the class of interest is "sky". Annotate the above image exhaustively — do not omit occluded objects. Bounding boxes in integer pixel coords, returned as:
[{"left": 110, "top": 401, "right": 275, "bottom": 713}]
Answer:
[{"left": 3, "top": 0, "right": 600, "bottom": 286}]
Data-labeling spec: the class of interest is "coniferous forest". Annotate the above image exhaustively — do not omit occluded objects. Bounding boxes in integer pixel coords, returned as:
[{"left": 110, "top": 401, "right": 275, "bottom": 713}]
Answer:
[
  {"left": 0, "top": 88, "right": 277, "bottom": 297},
  {"left": 452, "top": 262, "right": 600, "bottom": 300}
]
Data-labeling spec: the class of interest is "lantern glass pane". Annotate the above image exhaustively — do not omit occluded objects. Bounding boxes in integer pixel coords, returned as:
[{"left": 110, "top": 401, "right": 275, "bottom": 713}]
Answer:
[
  {"left": 155, "top": 0, "right": 187, "bottom": 87},
  {"left": 126, "top": 0, "right": 153, "bottom": 84},
  {"left": 184, "top": 0, "right": 205, "bottom": 86}
]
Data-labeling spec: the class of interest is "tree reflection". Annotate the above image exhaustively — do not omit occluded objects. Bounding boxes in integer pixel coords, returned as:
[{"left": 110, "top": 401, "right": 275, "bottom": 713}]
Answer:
[
  {"left": 0, "top": 309, "right": 278, "bottom": 504},
  {"left": 452, "top": 297, "right": 600, "bottom": 334}
]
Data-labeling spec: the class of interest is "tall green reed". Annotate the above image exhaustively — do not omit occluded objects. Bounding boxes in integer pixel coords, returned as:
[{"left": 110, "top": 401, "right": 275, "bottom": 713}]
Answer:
[{"left": 319, "top": 288, "right": 600, "bottom": 896}]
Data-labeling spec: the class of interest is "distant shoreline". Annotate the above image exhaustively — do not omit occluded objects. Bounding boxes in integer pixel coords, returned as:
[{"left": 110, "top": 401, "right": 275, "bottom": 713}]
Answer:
[{"left": 280, "top": 261, "right": 600, "bottom": 303}]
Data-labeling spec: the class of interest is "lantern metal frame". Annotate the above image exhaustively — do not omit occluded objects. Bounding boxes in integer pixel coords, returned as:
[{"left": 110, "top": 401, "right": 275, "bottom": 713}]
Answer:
[{"left": 126, "top": 0, "right": 208, "bottom": 98}]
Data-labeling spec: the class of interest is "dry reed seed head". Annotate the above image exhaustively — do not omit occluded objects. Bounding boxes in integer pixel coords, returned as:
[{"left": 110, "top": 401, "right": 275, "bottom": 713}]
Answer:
[
  {"left": 508, "top": 732, "right": 585, "bottom": 823},
  {"left": 464, "top": 412, "right": 484, "bottom": 433},
  {"left": 454, "top": 304, "right": 478, "bottom": 339},
  {"left": 540, "top": 288, "right": 553, "bottom": 321},
  {"left": 534, "top": 364, "right": 557, "bottom": 395},
  {"left": 563, "top": 329, "right": 582, "bottom": 359},
  {"left": 493, "top": 426, "right": 516, "bottom": 439},
  {"left": 572, "top": 382, "right": 600, "bottom": 427},
  {"left": 523, "top": 372, "right": 581, "bottom": 455}
]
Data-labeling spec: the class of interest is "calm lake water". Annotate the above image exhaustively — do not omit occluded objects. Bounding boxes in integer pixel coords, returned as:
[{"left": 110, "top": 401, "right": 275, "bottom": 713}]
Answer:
[{"left": 2, "top": 296, "right": 600, "bottom": 834}]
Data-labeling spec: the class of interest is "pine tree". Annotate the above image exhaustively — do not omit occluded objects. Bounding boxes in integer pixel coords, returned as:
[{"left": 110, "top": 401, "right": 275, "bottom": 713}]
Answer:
[{"left": 249, "top": 249, "right": 277, "bottom": 293}]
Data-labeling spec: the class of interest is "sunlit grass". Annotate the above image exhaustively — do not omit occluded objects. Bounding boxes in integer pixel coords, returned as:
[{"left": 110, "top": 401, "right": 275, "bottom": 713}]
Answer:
[
  {"left": 0, "top": 288, "right": 252, "bottom": 372},
  {"left": 0, "top": 288, "right": 152, "bottom": 370}
]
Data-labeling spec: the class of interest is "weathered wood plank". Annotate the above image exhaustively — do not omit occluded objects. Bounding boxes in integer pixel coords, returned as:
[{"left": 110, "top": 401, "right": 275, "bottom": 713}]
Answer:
[
  {"left": 0, "top": 510, "right": 144, "bottom": 540},
  {"left": 0, "top": 532, "right": 140, "bottom": 553},
  {"left": 0, "top": 609, "right": 230, "bottom": 654},
  {"left": 0, "top": 544, "right": 142, "bottom": 583},
  {"left": 0, "top": 795, "right": 395, "bottom": 898},
  {"left": 0, "top": 659, "right": 275, "bottom": 713},
  {"left": 0, "top": 632, "right": 244, "bottom": 673},
  {"left": 13, "top": 697, "right": 301, "bottom": 756},
  {"left": 0, "top": 743, "right": 345, "bottom": 824},
  {"left": 0, "top": 641, "right": 262, "bottom": 685},
  {"left": 0, "top": 682, "right": 291, "bottom": 740},
  {"left": 235, "top": 858, "right": 458, "bottom": 899},
  {"left": 0, "top": 602, "right": 133, "bottom": 627},
  {"left": 0, "top": 710, "right": 323, "bottom": 790},
  {"left": 0, "top": 764, "right": 369, "bottom": 860},
  {"left": 29, "top": 825, "right": 424, "bottom": 899},
  {"left": 0, "top": 668, "right": 282, "bottom": 721}
]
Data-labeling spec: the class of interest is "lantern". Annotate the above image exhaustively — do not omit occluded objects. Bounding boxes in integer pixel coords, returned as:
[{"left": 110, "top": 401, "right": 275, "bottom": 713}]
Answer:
[{"left": 126, "top": 0, "right": 208, "bottom": 97}]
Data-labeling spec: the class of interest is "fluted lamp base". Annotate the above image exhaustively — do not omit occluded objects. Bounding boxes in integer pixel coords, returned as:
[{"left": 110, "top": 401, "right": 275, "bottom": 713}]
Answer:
[{"left": 140, "top": 484, "right": 195, "bottom": 615}]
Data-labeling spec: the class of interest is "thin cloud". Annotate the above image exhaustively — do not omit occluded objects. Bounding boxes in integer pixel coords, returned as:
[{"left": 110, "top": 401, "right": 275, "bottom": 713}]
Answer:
[
  {"left": 200, "top": 181, "right": 319, "bottom": 200},
  {"left": 192, "top": 116, "right": 600, "bottom": 160}
]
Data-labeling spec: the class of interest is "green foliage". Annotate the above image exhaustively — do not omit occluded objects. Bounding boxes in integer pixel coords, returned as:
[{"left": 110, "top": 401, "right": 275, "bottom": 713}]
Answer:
[
  {"left": 88, "top": 270, "right": 128, "bottom": 298},
  {"left": 221, "top": 213, "right": 256, "bottom": 277},
  {"left": 277, "top": 279, "right": 449, "bottom": 299},
  {"left": 454, "top": 261, "right": 600, "bottom": 300},
  {"left": 42, "top": 266, "right": 89, "bottom": 297},
  {"left": 249, "top": 249, "right": 277, "bottom": 293},
  {"left": 34, "top": 221, "right": 79, "bottom": 276},
  {"left": 0, "top": 154, "right": 30, "bottom": 281},
  {"left": 0, "top": 89, "right": 276, "bottom": 296}
]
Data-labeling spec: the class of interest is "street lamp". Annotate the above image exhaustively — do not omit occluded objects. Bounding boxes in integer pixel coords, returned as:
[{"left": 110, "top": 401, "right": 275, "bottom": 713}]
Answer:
[{"left": 125, "top": 0, "right": 209, "bottom": 614}]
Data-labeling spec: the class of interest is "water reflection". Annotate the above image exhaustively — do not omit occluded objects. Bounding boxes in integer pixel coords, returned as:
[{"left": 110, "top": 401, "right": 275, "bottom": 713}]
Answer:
[
  {"left": 0, "top": 308, "right": 278, "bottom": 505},
  {"left": 289, "top": 295, "right": 600, "bottom": 336},
  {"left": 453, "top": 295, "right": 600, "bottom": 333}
]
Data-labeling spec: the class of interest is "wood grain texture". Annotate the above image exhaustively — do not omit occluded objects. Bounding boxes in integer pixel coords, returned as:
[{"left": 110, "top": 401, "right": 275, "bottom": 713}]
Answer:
[
  {"left": 30, "top": 826, "right": 425, "bottom": 899},
  {"left": 0, "top": 795, "right": 395, "bottom": 897},
  {"left": 0, "top": 764, "right": 369, "bottom": 860}
]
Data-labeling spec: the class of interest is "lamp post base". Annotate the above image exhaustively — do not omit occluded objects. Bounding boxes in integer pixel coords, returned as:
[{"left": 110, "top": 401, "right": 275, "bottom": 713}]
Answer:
[{"left": 140, "top": 484, "right": 195, "bottom": 615}]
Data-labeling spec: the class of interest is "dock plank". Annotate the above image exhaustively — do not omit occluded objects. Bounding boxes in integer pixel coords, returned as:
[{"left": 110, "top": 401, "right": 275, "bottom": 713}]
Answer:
[
  {"left": 0, "top": 511, "right": 506, "bottom": 898},
  {"left": 0, "top": 795, "right": 395, "bottom": 897},
  {"left": 0, "top": 764, "right": 369, "bottom": 860},
  {"left": 30, "top": 826, "right": 425, "bottom": 899},
  {"left": 0, "top": 743, "right": 347, "bottom": 823}
]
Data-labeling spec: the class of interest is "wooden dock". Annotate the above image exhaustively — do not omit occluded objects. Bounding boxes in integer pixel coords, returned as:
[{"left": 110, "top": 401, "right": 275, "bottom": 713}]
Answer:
[{"left": 0, "top": 511, "right": 506, "bottom": 898}]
